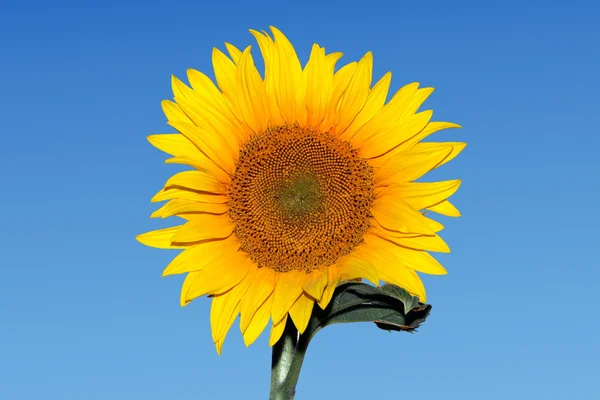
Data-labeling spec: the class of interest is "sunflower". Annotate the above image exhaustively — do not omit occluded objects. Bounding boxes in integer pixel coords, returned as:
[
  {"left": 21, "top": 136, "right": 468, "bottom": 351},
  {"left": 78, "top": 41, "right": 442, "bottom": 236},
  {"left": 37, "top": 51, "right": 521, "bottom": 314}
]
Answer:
[{"left": 137, "top": 27, "right": 464, "bottom": 354}]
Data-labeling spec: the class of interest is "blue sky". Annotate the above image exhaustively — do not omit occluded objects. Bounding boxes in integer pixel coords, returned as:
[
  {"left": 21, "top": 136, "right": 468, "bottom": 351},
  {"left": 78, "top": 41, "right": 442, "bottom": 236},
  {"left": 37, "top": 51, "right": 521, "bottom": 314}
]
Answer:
[{"left": 1, "top": 0, "right": 599, "bottom": 398}]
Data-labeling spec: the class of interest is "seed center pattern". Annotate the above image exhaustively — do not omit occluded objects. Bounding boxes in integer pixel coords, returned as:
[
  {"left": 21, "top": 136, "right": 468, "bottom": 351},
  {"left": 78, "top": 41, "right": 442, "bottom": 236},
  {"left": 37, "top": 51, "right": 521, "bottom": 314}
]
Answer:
[{"left": 228, "top": 124, "right": 374, "bottom": 273}]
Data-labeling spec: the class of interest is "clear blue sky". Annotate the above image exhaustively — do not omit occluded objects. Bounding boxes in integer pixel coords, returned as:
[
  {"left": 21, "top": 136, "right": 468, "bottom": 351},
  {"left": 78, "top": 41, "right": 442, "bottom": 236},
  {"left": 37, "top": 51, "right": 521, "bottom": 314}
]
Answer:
[{"left": 1, "top": 0, "right": 598, "bottom": 398}]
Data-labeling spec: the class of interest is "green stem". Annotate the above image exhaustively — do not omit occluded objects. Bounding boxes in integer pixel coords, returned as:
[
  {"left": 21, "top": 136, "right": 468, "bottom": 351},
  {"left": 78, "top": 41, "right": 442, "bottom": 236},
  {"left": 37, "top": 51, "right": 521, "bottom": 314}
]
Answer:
[{"left": 270, "top": 320, "right": 309, "bottom": 400}]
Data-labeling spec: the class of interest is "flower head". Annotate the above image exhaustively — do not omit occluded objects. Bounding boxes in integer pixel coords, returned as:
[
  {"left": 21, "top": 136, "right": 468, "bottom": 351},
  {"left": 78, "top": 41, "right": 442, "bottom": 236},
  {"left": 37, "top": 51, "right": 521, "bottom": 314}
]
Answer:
[{"left": 137, "top": 27, "right": 464, "bottom": 354}]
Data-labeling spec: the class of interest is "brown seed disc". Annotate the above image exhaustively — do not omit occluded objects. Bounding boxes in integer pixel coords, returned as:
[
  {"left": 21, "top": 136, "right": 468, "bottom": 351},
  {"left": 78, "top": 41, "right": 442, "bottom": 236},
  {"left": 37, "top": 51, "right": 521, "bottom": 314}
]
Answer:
[{"left": 228, "top": 124, "right": 374, "bottom": 273}]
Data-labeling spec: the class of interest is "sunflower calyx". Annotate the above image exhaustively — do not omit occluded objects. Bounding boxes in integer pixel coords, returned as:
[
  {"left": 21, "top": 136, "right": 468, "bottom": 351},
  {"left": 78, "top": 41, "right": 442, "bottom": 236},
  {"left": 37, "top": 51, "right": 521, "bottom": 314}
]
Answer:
[{"left": 304, "top": 282, "right": 431, "bottom": 342}]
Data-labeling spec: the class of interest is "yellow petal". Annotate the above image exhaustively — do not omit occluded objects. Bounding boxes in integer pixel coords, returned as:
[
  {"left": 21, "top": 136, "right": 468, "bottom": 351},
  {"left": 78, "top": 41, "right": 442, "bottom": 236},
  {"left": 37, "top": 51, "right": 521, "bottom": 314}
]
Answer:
[
  {"left": 151, "top": 188, "right": 228, "bottom": 204},
  {"left": 371, "top": 139, "right": 465, "bottom": 171},
  {"left": 341, "top": 71, "right": 392, "bottom": 141},
  {"left": 172, "top": 78, "right": 240, "bottom": 156},
  {"left": 161, "top": 99, "right": 191, "bottom": 124},
  {"left": 180, "top": 271, "right": 200, "bottom": 306},
  {"left": 149, "top": 205, "right": 166, "bottom": 218},
  {"left": 211, "top": 293, "right": 241, "bottom": 346},
  {"left": 186, "top": 68, "right": 251, "bottom": 143},
  {"left": 422, "top": 215, "right": 445, "bottom": 233},
  {"left": 364, "top": 233, "right": 447, "bottom": 274},
  {"left": 393, "top": 242, "right": 449, "bottom": 272},
  {"left": 240, "top": 268, "right": 276, "bottom": 332},
  {"left": 325, "top": 52, "right": 344, "bottom": 69},
  {"left": 317, "top": 267, "right": 341, "bottom": 310},
  {"left": 304, "top": 44, "right": 331, "bottom": 129},
  {"left": 215, "top": 336, "right": 226, "bottom": 356},
  {"left": 320, "top": 62, "right": 357, "bottom": 131},
  {"left": 370, "top": 220, "right": 423, "bottom": 238},
  {"left": 150, "top": 199, "right": 229, "bottom": 219},
  {"left": 271, "top": 270, "right": 305, "bottom": 323},
  {"left": 396, "top": 180, "right": 462, "bottom": 210},
  {"left": 270, "top": 26, "right": 304, "bottom": 124},
  {"left": 187, "top": 68, "right": 229, "bottom": 109},
  {"left": 250, "top": 29, "right": 285, "bottom": 126},
  {"left": 399, "top": 121, "right": 462, "bottom": 151},
  {"left": 359, "top": 110, "right": 433, "bottom": 159},
  {"left": 224, "top": 42, "right": 243, "bottom": 64},
  {"left": 168, "top": 120, "right": 236, "bottom": 175},
  {"left": 269, "top": 314, "right": 288, "bottom": 347},
  {"left": 355, "top": 245, "right": 427, "bottom": 302},
  {"left": 164, "top": 157, "right": 231, "bottom": 185},
  {"left": 372, "top": 194, "right": 436, "bottom": 235},
  {"left": 170, "top": 73, "right": 188, "bottom": 99},
  {"left": 288, "top": 294, "right": 314, "bottom": 334},
  {"left": 147, "top": 134, "right": 198, "bottom": 158},
  {"left": 374, "top": 145, "right": 452, "bottom": 187},
  {"left": 234, "top": 47, "right": 270, "bottom": 134},
  {"left": 136, "top": 226, "right": 185, "bottom": 249},
  {"left": 372, "top": 226, "right": 450, "bottom": 253},
  {"left": 211, "top": 267, "right": 256, "bottom": 344},
  {"left": 377, "top": 263, "right": 427, "bottom": 302},
  {"left": 384, "top": 82, "right": 420, "bottom": 121},
  {"left": 243, "top": 294, "right": 273, "bottom": 346},
  {"left": 212, "top": 47, "right": 237, "bottom": 96},
  {"left": 162, "top": 236, "right": 240, "bottom": 276},
  {"left": 163, "top": 170, "right": 226, "bottom": 194},
  {"left": 338, "top": 255, "right": 380, "bottom": 285},
  {"left": 170, "top": 214, "right": 234, "bottom": 244},
  {"left": 350, "top": 82, "right": 419, "bottom": 145},
  {"left": 402, "top": 87, "right": 434, "bottom": 116},
  {"left": 427, "top": 199, "right": 461, "bottom": 217},
  {"left": 302, "top": 269, "right": 328, "bottom": 301},
  {"left": 411, "top": 142, "right": 467, "bottom": 169},
  {"left": 184, "top": 253, "right": 253, "bottom": 302},
  {"left": 334, "top": 52, "right": 373, "bottom": 135}
]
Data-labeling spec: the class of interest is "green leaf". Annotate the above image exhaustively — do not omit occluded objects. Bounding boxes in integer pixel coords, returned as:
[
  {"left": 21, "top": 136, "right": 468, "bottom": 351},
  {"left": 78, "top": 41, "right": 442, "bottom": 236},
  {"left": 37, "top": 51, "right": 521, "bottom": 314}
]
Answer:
[
  {"left": 303, "top": 282, "right": 431, "bottom": 341},
  {"left": 379, "top": 283, "right": 421, "bottom": 314}
]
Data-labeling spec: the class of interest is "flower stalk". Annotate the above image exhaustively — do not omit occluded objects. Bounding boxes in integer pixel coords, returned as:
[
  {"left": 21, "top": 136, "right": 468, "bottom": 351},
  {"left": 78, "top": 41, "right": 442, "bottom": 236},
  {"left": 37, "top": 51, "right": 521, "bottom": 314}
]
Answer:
[{"left": 270, "top": 320, "right": 308, "bottom": 400}]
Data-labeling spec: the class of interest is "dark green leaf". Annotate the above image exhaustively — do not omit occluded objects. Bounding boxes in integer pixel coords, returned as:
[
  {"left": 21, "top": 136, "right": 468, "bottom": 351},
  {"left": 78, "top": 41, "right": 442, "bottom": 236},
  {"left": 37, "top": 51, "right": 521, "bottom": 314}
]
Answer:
[
  {"left": 379, "top": 283, "right": 421, "bottom": 314},
  {"left": 303, "top": 282, "right": 431, "bottom": 341},
  {"left": 373, "top": 304, "right": 431, "bottom": 332}
]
